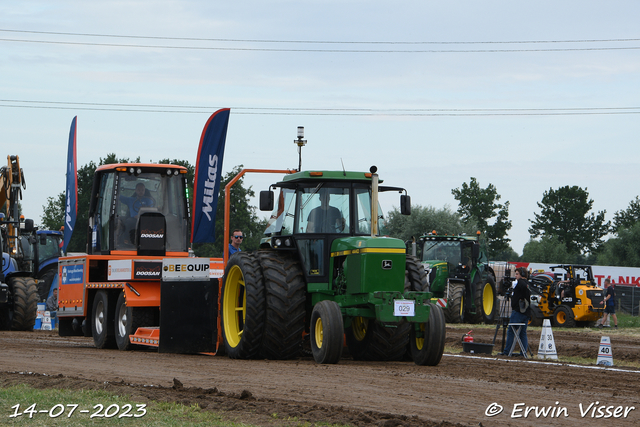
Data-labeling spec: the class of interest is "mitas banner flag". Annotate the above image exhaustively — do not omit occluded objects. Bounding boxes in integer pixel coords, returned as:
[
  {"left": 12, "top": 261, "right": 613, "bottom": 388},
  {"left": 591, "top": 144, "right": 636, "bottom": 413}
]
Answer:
[
  {"left": 63, "top": 116, "right": 78, "bottom": 253},
  {"left": 191, "top": 108, "right": 230, "bottom": 243}
]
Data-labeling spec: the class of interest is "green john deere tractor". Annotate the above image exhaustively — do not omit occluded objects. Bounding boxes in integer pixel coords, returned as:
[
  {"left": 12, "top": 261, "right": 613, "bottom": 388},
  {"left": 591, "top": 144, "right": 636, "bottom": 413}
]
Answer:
[
  {"left": 220, "top": 167, "right": 446, "bottom": 365},
  {"left": 416, "top": 232, "right": 497, "bottom": 324}
]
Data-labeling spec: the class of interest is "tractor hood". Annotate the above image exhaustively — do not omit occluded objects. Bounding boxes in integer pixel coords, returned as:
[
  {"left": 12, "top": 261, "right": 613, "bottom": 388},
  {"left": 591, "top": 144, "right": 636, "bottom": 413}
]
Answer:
[{"left": 330, "top": 236, "right": 405, "bottom": 255}]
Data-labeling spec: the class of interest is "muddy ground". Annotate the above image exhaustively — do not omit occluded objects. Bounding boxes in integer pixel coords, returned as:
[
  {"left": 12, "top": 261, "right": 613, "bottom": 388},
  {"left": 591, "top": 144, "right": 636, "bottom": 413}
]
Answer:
[{"left": 1, "top": 325, "right": 639, "bottom": 427}]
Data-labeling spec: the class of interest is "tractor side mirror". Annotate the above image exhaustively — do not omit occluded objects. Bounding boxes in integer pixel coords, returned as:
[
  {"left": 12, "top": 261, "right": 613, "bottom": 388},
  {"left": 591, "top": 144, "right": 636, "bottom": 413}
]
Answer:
[
  {"left": 24, "top": 218, "right": 34, "bottom": 233},
  {"left": 400, "top": 195, "right": 411, "bottom": 215},
  {"left": 472, "top": 243, "right": 480, "bottom": 259},
  {"left": 259, "top": 190, "right": 274, "bottom": 211}
]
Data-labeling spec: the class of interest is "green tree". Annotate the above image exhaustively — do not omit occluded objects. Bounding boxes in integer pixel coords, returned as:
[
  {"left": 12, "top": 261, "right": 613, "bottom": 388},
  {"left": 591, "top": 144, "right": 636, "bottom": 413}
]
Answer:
[
  {"left": 613, "top": 196, "right": 640, "bottom": 231},
  {"left": 385, "top": 204, "right": 476, "bottom": 244},
  {"left": 451, "top": 177, "right": 512, "bottom": 258},
  {"left": 40, "top": 193, "right": 65, "bottom": 231},
  {"left": 528, "top": 185, "right": 610, "bottom": 254},
  {"left": 521, "top": 236, "right": 578, "bottom": 264},
  {"left": 193, "top": 165, "right": 266, "bottom": 258},
  {"left": 596, "top": 222, "right": 640, "bottom": 267}
]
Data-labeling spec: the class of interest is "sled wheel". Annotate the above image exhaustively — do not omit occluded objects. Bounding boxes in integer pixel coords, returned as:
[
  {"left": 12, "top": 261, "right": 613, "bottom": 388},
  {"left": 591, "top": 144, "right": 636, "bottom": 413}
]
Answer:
[
  {"left": 92, "top": 290, "right": 116, "bottom": 349},
  {"left": 115, "top": 292, "right": 154, "bottom": 351}
]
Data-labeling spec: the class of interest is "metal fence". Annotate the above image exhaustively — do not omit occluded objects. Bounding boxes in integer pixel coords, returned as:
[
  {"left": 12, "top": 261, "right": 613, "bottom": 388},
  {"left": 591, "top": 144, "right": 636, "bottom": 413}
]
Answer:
[{"left": 615, "top": 285, "right": 640, "bottom": 316}]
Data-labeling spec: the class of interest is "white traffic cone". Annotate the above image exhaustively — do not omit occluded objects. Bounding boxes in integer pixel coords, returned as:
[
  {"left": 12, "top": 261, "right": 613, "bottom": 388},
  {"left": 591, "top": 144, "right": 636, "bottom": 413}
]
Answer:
[
  {"left": 597, "top": 336, "right": 613, "bottom": 366},
  {"left": 537, "top": 319, "right": 558, "bottom": 360}
]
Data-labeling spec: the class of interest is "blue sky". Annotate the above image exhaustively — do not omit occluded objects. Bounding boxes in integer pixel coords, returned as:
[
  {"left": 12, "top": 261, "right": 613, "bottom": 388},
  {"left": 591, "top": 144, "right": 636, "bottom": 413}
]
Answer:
[{"left": 2, "top": 1, "right": 640, "bottom": 255}]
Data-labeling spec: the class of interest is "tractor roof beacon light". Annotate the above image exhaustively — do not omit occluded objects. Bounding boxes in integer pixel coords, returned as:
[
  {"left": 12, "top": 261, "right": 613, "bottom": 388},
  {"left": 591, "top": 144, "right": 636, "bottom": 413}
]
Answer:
[{"left": 294, "top": 126, "right": 307, "bottom": 172}]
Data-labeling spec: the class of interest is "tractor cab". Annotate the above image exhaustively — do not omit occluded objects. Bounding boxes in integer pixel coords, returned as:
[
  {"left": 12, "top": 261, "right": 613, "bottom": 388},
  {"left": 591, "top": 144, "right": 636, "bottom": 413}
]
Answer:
[
  {"left": 260, "top": 169, "right": 409, "bottom": 285},
  {"left": 420, "top": 235, "right": 482, "bottom": 283},
  {"left": 87, "top": 164, "right": 190, "bottom": 256}
]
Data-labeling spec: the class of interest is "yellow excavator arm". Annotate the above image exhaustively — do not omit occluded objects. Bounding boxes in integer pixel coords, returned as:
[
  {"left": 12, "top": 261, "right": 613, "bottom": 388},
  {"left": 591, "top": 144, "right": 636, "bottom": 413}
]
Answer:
[{"left": 0, "top": 155, "right": 26, "bottom": 254}]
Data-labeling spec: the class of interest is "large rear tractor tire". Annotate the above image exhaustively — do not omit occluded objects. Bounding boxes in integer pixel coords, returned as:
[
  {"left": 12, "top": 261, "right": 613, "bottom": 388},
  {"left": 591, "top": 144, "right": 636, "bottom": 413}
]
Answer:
[
  {"left": 410, "top": 303, "right": 446, "bottom": 366},
  {"left": 310, "top": 300, "right": 344, "bottom": 364},
  {"left": 92, "top": 290, "right": 117, "bottom": 349},
  {"left": 257, "top": 251, "right": 306, "bottom": 360},
  {"left": 553, "top": 305, "right": 576, "bottom": 328},
  {"left": 405, "top": 255, "right": 428, "bottom": 292},
  {"left": 443, "top": 282, "right": 465, "bottom": 324},
  {"left": 10, "top": 277, "right": 39, "bottom": 331},
  {"left": 221, "top": 252, "right": 266, "bottom": 359},
  {"left": 114, "top": 292, "right": 155, "bottom": 351}
]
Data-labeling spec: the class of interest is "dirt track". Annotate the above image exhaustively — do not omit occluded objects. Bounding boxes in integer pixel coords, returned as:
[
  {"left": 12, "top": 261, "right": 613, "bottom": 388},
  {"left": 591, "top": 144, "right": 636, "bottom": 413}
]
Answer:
[{"left": 1, "top": 326, "right": 640, "bottom": 427}]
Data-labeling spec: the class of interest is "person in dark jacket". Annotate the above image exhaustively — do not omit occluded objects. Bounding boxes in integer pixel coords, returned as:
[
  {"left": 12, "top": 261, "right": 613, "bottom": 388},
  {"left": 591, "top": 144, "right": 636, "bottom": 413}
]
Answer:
[
  {"left": 599, "top": 278, "right": 618, "bottom": 328},
  {"left": 500, "top": 267, "right": 531, "bottom": 356}
]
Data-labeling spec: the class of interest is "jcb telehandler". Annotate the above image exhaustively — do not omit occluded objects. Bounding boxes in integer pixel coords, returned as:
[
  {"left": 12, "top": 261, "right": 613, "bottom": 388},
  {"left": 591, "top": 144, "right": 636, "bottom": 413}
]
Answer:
[
  {"left": 528, "top": 264, "right": 604, "bottom": 327},
  {"left": 414, "top": 232, "right": 497, "bottom": 324}
]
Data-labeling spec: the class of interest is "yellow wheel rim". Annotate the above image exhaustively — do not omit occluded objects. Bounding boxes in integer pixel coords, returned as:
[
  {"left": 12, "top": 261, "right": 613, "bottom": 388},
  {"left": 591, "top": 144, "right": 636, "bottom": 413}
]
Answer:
[
  {"left": 459, "top": 294, "right": 464, "bottom": 318},
  {"left": 352, "top": 316, "right": 368, "bottom": 341},
  {"left": 222, "top": 265, "right": 246, "bottom": 348},
  {"left": 483, "top": 282, "right": 494, "bottom": 315},
  {"left": 557, "top": 311, "right": 566, "bottom": 324},
  {"left": 415, "top": 323, "right": 425, "bottom": 351},
  {"left": 314, "top": 317, "right": 324, "bottom": 349}
]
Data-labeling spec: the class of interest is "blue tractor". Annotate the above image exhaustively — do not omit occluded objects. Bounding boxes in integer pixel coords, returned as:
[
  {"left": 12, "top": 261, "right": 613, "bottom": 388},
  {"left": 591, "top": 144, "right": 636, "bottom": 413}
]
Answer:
[{"left": 0, "top": 215, "right": 40, "bottom": 330}]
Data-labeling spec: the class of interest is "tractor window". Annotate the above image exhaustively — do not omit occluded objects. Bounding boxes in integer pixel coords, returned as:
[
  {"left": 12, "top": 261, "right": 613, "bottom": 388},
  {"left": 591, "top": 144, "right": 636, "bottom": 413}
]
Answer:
[
  {"left": 264, "top": 188, "right": 296, "bottom": 236},
  {"left": 162, "top": 174, "right": 188, "bottom": 252},
  {"left": 422, "top": 241, "right": 462, "bottom": 266},
  {"left": 99, "top": 173, "right": 116, "bottom": 252},
  {"left": 355, "top": 188, "right": 387, "bottom": 235},
  {"left": 299, "top": 185, "right": 349, "bottom": 234},
  {"left": 38, "top": 234, "right": 62, "bottom": 265},
  {"left": 113, "top": 171, "right": 188, "bottom": 252}
]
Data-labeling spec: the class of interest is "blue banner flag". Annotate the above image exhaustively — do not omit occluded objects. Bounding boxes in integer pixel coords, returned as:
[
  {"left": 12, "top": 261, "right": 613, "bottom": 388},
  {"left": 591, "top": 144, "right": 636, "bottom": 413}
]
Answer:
[
  {"left": 63, "top": 116, "right": 78, "bottom": 253},
  {"left": 191, "top": 109, "right": 230, "bottom": 243}
]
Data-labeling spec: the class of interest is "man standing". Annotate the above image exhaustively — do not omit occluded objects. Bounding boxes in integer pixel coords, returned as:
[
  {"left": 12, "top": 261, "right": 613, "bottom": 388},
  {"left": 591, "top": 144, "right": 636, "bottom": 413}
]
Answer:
[
  {"left": 500, "top": 267, "right": 531, "bottom": 356},
  {"left": 599, "top": 278, "right": 618, "bottom": 328},
  {"left": 46, "top": 287, "right": 58, "bottom": 312},
  {"left": 229, "top": 230, "right": 243, "bottom": 256}
]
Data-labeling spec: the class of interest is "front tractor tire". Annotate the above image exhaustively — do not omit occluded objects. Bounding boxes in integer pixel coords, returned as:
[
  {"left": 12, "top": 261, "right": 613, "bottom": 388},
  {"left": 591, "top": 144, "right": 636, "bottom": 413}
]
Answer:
[
  {"left": 221, "top": 252, "right": 266, "bottom": 359},
  {"left": 92, "top": 290, "right": 117, "bottom": 349},
  {"left": 310, "top": 300, "right": 344, "bottom": 364},
  {"left": 10, "top": 277, "right": 39, "bottom": 331},
  {"left": 553, "top": 305, "right": 576, "bottom": 328},
  {"left": 410, "top": 303, "right": 446, "bottom": 366},
  {"left": 478, "top": 275, "right": 498, "bottom": 324},
  {"left": 443, "top": 282, "right": 465, "bottom": 324}
]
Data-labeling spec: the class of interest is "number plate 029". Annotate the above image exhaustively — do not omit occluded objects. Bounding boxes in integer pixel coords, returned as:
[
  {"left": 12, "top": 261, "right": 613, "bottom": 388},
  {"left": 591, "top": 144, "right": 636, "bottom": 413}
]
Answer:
[{"left": 393, "top": 300, "right": 415, "bottom": 317}]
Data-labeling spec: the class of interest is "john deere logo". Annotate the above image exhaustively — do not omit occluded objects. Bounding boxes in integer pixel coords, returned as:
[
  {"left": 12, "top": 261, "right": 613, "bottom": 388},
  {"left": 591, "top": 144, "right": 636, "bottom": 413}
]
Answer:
[{"left": 382, "top": 260, "right": 392, "bottom": 270}]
